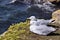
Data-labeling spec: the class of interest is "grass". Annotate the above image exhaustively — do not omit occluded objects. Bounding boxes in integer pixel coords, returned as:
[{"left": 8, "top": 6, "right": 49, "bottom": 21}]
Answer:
[{"left": 0, "top": 20, "right": 60, "bottom": 40}]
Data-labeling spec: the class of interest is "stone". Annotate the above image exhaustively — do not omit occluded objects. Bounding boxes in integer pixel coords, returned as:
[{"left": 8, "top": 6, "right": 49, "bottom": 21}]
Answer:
[
  {"left": 50, "top": 10, "right": 60, "bottom": 27},
  {"left": 27, "top": 4, "right": 56, "bottom": 19},
  {"left": 9, "top": 0, "right": 60, "bottom": 5},
  {"left": 48, "top": 0, "right": 60, "bottom": 2}
]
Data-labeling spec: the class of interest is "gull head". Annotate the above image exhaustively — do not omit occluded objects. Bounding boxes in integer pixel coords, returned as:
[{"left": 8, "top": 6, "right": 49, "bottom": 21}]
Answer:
[{"left": 27, "top": 16, "right": 37, "bottom": 21}]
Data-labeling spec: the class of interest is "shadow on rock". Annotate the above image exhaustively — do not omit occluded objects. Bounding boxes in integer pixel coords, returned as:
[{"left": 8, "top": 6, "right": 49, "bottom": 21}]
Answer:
[{"left": 47, "top": 32, "right": 60, "bottom": 36}]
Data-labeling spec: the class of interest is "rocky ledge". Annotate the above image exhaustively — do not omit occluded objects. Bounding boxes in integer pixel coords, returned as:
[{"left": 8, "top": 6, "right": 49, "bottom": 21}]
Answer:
[{"left": 49, "top": 10, "right": 60, "bottom": 28}]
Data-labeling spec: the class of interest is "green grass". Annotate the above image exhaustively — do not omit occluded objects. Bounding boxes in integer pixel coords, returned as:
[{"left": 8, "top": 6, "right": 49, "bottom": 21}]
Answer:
[{"left": 0, "top": 20, "right": 60, "bottom": 40}]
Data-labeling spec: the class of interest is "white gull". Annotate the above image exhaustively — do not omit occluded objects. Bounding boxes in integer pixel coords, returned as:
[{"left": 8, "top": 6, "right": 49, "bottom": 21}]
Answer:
[{"left": 27, "top": 16, "right": 56, "bottom": 35}]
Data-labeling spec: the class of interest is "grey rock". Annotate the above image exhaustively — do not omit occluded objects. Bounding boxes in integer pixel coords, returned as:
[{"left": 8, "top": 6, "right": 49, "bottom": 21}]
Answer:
[{"left": 27, "top": 3, "right": 56, "bottom": 19}]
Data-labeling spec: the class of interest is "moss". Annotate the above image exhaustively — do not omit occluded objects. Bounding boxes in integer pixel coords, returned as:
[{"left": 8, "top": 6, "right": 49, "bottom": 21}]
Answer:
[{"left": 0, "top": 20, "right": 60, "bottom": 40}]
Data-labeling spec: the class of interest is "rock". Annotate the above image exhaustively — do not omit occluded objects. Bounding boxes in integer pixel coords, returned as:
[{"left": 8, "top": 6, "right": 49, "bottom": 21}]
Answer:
[
  {"left": 27, "top": 4, "right": 56, "bottom": 19},
  {"left": 50, "top": 10, "right": 60, "bottom": 27},
  {"left": 52, "top": 10, "right": 60, "bottom": 21},
  {"left": 48, "top": 0, "right": 60, "bottom": 2},
  {"left": 9, "top": 0, "right": 41, "bottom": 4},
  {"left": 9, "top": 0, "right": 60, "bottom": 4}
]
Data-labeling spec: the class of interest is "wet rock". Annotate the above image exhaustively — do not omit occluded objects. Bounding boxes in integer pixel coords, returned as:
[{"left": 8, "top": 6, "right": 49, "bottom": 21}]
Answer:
[
  {"left": 27, "top": 4, "right": 56, "bottom": 19},
  {"left": 9, "top": 0, "right": 54, "bottom": 4},
  {"left": 9, "top": 0, "right": 60, "bottom": 4},
  {"left": 9, "top": 0, "right": 31, "bottom": 4}
]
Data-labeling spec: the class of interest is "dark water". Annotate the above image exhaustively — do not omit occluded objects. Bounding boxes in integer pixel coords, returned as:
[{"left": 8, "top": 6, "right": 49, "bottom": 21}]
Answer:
[{"left": 0, "top": 0, "right": 58, "bottom": 34}]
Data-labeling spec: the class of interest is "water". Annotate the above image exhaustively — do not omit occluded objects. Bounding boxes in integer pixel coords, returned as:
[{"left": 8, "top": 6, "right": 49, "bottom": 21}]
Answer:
[{"left": 0, "top": 0, "right": 58, "bottom": 34}]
